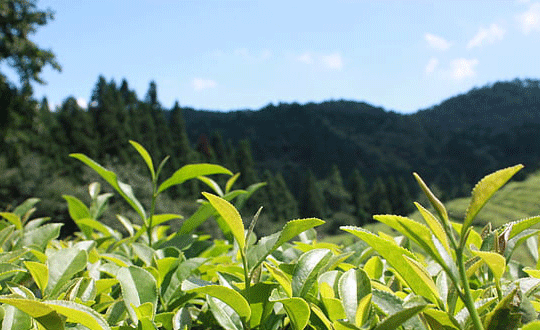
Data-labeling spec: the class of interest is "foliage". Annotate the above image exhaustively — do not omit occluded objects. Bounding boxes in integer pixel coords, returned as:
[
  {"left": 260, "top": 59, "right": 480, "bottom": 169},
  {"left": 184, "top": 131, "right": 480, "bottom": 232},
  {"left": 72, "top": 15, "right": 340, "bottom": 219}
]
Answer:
[{"left": 1, "top": 142, "right": 540, "bottom": 329}]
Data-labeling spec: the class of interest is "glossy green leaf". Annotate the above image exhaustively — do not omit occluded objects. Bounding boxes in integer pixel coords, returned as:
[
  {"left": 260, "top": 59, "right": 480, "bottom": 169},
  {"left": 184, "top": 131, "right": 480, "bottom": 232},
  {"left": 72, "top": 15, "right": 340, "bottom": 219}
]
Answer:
[
  {"left": 0, "top": 263, "right": 25, "bottom": 281},
  {"left": 15, "top": 223, "right": 62, "bottom": 251},
  {"left": 197, "top": 176, "right": 224, "bottom": 196},
  {"left": 292, "top": 249, "right": 332, "bottom": 298},
  {"left": 338, "top": 269, "right": 371, "bottom": 324},
  {"left": 483, "top": 287, "right": 522, "bottom": 330},
  {"left": 46, "top": 248, "right": 87, "bottom": 297},
  {"left": 24, "top": 261, "right": 48, "bottom": 294},
  {"left": 202, "top": 192, "right": 245, "bottom": 250},
  {"left": 117, "top": 266, "right": 158, "bottom": 323},
  {"left": 77, "top": 218, "right": 115, "bottom": 237},
  {"left": 172, "top": 307, "right": 191, "bottom": 330},
  {"left": 264, "top": 261, "right": 293, "bottom": 297},
  {"left": 0, "top": 297, "right": 60, "bottom": 330},
  {"left": 244, "top": 282, "right": 276, "bottom": 329},
  {"left": 186, "top": 285, "right": 251, "bottom": 321},
  {"left": 225, "top": 173, "right": 241, "bottom": 194},
  {"left": 129, "top": 141, "right": 155, "bottom": 181},
  {"left": 151, "top": 214, "right": 182, "bottom": 227},
  {"left": 158, "top": 164, "right": 232, "bottom": 194},
  {"left": 248, "top": 218, "right": 324, "bottom": 271},
  {"left": 341, "top": 226, "right": 440, "bottom": 304},
  {"left": 404, "top": 256, "right": 441, "bottom": 305},
  {"left": 0, "top": 212, "right": 22, "bottom": 231},
  {"left": 373, "top": 304, "right": 427, "bottom": 330},
  {"left": 463, "top": 164, "right": 523, "bottom": 236},
  {"left": 413, "top": 172, "right": 449, "bottom": 226},
  {"left": 13, "top": 198, "right": 40, "bottom": 219},
  {"left": 423, "top": 309, "right": 460, "bottom": 329},
  {"left": 207, "top": 295, "right": 243, "bottom": 330},
  {"left": 471, "top": 250, "right": 506, "bottom": 280},
  {"left": 522, "top": 321, "right": 540, "bottom": 330},
  {"left": 44, "top": 300, "right": 111, "bottom": 330},
  {"left": 70, "top": 153, "right": 147, "bottom": 220},
  {"left": 310, "top": 303, "right": 333, "bottom": 330},
  {"left": 414, "top": 202, "right": 450, "bottom": 251},
  {"left": 269, "top": 292, "right": 310, "bottom": 330}
]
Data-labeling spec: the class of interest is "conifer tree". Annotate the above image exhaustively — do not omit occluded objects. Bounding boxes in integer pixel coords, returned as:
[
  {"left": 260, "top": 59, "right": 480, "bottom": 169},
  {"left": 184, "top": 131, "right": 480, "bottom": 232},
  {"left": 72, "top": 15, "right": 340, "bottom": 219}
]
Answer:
[
  {"left": 145, "top": 81, "right": 174, "bottom": 163},
  {"left": 370, "top": 177, "right": 392, "bottom": 215},
  {"left": 349, "top": 168, "right": 371, "bottom": 225},
  {"left": 169, "top": 101, "right": 194, "bottom": 167},
  {"left": 299, "top": 170, "right": 326, "bottom": 219},
  {"left": 322, "top": 164, "right": 351, "bottom": 213}
]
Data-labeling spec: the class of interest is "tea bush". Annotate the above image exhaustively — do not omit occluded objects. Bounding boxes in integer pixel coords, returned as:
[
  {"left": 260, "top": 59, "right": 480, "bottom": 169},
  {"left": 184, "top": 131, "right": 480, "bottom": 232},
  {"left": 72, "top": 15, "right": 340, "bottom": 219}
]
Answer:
[{"left": 1, "top": 141, "right": 540, "bottom": 329}]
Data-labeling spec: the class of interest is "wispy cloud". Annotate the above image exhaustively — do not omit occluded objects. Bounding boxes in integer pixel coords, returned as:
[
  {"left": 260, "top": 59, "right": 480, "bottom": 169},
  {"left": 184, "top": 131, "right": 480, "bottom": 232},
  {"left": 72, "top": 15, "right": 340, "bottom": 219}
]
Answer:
[
  {"left": 517, "top": 2, "right": 540, "bottom": 34},
  {"left": 425, "top": 33, "right": 452, "bottom": 51},
  {"left": 192, "top": 78, "right": 217, "bottom": 91},
  {"left": 77, "top": 98, "right": 88, "bottom": 108},
  {"left": 234, "top": 48, "right": 272, "bottom": 61},
  {"left": 297, "top": 52, "right": 343, "bottom": 70},
  {"left": 467, "top": 24, "right": 506, "bottom": 49},
  {"left": 450, "top": 58, "right": 478, "bottom": 80},
  {"left": 425, "top": 57, "right": 439, "bottom": 75},
  {"left": 297, "top": 52, "right": 314, "bottom": 65},
  {"left": 321, "top": 53, "right": 343, "bottom": 70}
]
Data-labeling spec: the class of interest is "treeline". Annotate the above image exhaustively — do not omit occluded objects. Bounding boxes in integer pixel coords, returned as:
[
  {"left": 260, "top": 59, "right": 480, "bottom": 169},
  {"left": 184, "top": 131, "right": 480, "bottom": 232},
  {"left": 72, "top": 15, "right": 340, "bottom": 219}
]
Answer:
[{"left": 2, "top": 75, "right": 419, "bottom": 235}]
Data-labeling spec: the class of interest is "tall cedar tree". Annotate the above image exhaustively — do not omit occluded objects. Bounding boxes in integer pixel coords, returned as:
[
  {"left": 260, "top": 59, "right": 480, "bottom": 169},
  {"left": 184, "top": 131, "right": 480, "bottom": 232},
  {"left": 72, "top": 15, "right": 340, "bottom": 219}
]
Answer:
[
  {"left": 299, "top": 170, "right": 327, "bottom": 219},
  {"left": 349, "top": 169, "right": 371, "bottom": 225},
  {"left": 370, "top": 177, "right": 392, "bottom": 215},
  {"left": 322, "top": 164, "right": 351, "bottom": 213},
  {"left": 146, "top": 81, "right": 174, "bottom": 164},
  {"left": 89, "top": 77, "right": 130, "bottom": 162}
]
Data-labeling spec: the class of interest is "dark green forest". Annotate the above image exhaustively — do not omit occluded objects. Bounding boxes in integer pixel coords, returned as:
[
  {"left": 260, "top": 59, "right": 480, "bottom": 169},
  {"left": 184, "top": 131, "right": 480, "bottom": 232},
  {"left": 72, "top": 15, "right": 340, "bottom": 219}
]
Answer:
[{"left": 3, "top": 0, "right": 540, "bottom": 236}]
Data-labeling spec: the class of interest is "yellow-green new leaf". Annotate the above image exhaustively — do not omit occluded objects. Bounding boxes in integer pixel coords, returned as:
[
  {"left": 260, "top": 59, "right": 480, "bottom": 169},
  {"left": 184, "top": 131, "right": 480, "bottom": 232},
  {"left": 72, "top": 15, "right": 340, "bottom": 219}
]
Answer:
[
  {"left": 24, "top": 261, "right": 48, "bottom": 294},
  {"left": 0, "top": 212, "right": 22, "bottom": 231},
  {"left": 44, "top": 300, "right": 111, "bottom": 330},
  {"left": 203, "top": 192, "right": 245, "bottom": 250},
  {"left": 187, "top": 285, "right": 251, "bottom": 321},
  {"left": 158, "top": 164, "right": 232, "bottom": 194},
  {"left": 129, "top": 141, "right": 155, "bottom": 181},
  {"left": 463, "top": 165, "right": 523, "bottom": 236},
  {"left": 471, "top": 250, "right": 506, "bottom": 280},
  {"left": 269, "top": 294, "right": 310, "bottom": 330},
  {"left": 413, "top": 173, "right": 449, "bottom": 226},
  {"left": 341, "top": 226, "right": 440, "bottom": 304}
]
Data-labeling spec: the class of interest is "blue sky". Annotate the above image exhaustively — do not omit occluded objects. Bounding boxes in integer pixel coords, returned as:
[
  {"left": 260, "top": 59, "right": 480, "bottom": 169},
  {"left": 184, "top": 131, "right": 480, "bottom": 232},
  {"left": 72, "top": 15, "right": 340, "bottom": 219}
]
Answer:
[{"left": 21, "top": 0, "right": 540, "bottom": 113}]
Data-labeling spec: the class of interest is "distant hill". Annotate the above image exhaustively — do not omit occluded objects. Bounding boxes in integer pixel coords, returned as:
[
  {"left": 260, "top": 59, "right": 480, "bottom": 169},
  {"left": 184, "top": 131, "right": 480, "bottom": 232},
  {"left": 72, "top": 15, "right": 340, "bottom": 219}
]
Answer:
[{"left": 182, "top": 79, "right": 540, "bottom": 197}]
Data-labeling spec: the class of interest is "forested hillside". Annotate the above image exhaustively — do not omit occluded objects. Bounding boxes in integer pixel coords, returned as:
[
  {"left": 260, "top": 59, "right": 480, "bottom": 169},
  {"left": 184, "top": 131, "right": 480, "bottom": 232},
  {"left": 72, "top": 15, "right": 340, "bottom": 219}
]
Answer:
[{"left": 3, "top": 73, "right": 540, "bottom": 235}]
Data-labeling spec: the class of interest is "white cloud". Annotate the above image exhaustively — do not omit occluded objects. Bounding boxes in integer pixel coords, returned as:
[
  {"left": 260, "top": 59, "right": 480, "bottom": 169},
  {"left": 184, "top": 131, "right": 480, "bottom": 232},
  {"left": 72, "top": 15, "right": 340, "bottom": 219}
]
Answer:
[
  {"left": 234, "top": 48, "right": 249, "bottom": 58},
  {"left": 76, "top": 98, "right": 88, "bottom": 108},
  {"left": 450, "top": 58, "right": 478, "bottom": 80},
  {"left": 425, "top": 33, "right": 452, "bottom": 51},
  {"left": 192, "top": 78, "right": 217, "bottom": 91},
  {"left": 297, "top": 52, "right": 314, "bottom": 65},
  {"left": 517, "top": 3, "right": 540, "bottom": 34},
  {"left": 321, "top": 53, "right": 343, "bottom": 70},
  {"left": 425, "top": 57, "right": 439, "bottom": 75},
  {"left": 467, "top": 24, "right": 506, "bottom": 49}
]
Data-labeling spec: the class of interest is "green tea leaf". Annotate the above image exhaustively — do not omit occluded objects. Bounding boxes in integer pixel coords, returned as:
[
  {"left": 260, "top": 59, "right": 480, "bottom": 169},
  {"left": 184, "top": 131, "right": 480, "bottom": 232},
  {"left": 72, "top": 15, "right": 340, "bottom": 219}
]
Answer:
[
  {"left": 463, "top": 165, "right": 523, "bottom": 236},
  {"left": 0, "top": 212, "right": 22, "bottom": 231},
  {"left": 338, "top": 269, "right": 371, "bottom": 325},
  {"left": 225, "top": 173, "right": 241, "bottom": 194},
  {"left": 117, "top": 266, "right": 158, "bottom": 323},
  {"left": 373, "top": 304, "right": 427, "bottom": 330},
  {"left": 413, "top": 172, "right": 449, "bottom": 226},
  {"left": 202, "top": 192, "right": 245, "bottom": 250},
  {"left": 471, "top": 250, "right": 506, "bottom": 280},
  {"left": 129, "top": 141, "right": 155, "bottom": 181},
  {"left": 13, "top": 198, "right": 40, "bottom": 219},
  {"left": 197, "top": 176, "right": 224, "bottom": 196},
  {"left": 292, "top": 249, "right": 332, "bottom": 298},
  {"left": 44, "top": 300, "right": 111, "bottom": 330},
  {"left": 187, "top": 285, "right": 251, "bottom": 321},
  {"left": 269, "top": 291, "right": 310, "bottom": 330},
  {"left": 70, "top": 153, "right": 147, "bottom": 220},
  {"left": 158, "top": 164, "right": 232, "bottom": 194},
  {"left": 24, "top": 261, "right": 48, "bottom": 294},
  {"left": 172, "top": 307, "right": 191, "bottom": 330},
  {"left": 206, "top": 295, "right": 243, "bottom": 330},
  {"left": 341, "top": 226, "right": 440, "bottom": 304},
  {"left": 248, "top": 218, "right": 325, "bottom": 271},
  {"left": 483, "top": 287, "right": 522, "bottom": 330},
  {"left": 0, "top": 296, "right": 63, "bottom": 330},
  {"left": 46, "top": 248, "right": 88, "bottom": 297}
]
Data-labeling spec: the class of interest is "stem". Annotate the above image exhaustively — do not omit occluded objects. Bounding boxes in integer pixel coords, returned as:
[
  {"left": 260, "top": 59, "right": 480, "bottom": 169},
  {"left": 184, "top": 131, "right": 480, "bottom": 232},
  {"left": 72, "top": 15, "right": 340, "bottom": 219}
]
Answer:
[
  {"left": 147, "top": 183, "right": 158, "bottom": 246},
  {"left": 240, "top": 249, "right": 250, "bottom": 295},
  {"left": 456, "top": 247, "right": 484, "bottom": 330}
]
